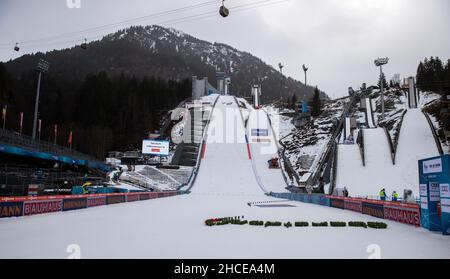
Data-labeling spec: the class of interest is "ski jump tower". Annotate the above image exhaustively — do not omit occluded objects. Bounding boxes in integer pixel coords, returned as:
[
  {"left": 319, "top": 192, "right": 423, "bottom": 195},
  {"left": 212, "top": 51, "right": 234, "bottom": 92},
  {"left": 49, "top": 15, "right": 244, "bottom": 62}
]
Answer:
[
  {"left": 252, "top": 85, "right": 262, "bottom": 109},
  {"left": 216, "top": 72, "right": 231, "bottom": 95},
  {"left": 407, "top": 76, "right": 418, "bottom": 109}
]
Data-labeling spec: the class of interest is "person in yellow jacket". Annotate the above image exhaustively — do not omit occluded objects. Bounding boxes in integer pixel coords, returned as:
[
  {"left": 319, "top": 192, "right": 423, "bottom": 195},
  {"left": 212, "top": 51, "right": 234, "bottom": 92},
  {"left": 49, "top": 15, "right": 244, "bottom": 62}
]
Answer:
[
  {"left": 392, "top": 191, "right": 399, "bottom": 202},
  {"left": 379, "top": 188, "right": 386, "bottom": 201},
  {"left": 82, "top": 182, "right": 91, "bottom": 194}
]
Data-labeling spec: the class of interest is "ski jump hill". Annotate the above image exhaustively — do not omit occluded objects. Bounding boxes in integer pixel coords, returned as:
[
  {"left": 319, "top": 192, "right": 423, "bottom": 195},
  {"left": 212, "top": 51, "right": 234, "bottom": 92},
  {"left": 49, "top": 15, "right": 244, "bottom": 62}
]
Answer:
[
  {"left": 335, "top": 94, "right": 442, "bottom": 199},
  {"left": 1, "top": 95, "right": 449, "bottom": 259}
]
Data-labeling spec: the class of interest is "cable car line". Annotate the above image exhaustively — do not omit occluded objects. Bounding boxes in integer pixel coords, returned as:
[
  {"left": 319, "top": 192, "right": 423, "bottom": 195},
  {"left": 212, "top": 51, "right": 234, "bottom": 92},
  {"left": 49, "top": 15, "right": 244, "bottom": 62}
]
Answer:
[{"left": 1, "top": 0, "right": 288, "bottom": 51}]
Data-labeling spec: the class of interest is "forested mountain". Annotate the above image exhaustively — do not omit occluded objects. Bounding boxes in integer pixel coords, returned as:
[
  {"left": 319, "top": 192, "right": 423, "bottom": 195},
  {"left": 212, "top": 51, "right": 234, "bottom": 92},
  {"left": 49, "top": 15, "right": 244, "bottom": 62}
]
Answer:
[
  {"left": 0, "top": 25, "right": 326, "bottom": 159},
  {"left": 5, "top": 25, "right": 324, "bottom": 102}
]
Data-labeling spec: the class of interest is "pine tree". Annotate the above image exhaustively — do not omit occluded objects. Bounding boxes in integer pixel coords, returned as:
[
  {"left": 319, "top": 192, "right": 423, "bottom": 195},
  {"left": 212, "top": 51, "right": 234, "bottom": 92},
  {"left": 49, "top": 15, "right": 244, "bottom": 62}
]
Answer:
[{"left": 310, "top": 87, "right": 321, "bottom": 117}]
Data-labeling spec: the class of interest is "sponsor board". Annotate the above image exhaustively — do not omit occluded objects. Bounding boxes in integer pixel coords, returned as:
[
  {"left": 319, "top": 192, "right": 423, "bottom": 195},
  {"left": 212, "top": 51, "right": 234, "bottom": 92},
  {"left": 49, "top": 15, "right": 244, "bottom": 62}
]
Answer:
[
  {"left": 423, "top": 158, "right": 443, "bottom": 174},
  {"left": 106, "top": 195, "right": 126, "bottom": 205},
  {"left": 330, "top": 198, "right": 345, "bottom": 209},
  {"left": 126, "top": 194, "right": 140, "bottom": 202},
  {"left": 24, "top": 200, "right": 62, "bottom": 216},
  {"left": 430, "top": 182, "right": 440, "bottom": 201},
  {"left": 251, "top": 129, "right": 268, "bottom": 137},
  {"left": 420, "top": 197, "right": 428, "bottom": 210},
  {"left": 384, "top": 204, "right": 420, "bottom": 226},
  {"left": 63, "top": 198, "right": 87, "bottom": 211},
  {"left": 344, "top": 199, "right": 362, "bottom": 213},
  {"left": 441, "top": 199, "right": 450, "bottom": 214},
  {"left": 0, "top": 201, "right": 24, "bottom": 218},
  {"left": 440, "top": 183, "right": 450, "bottom": 199},
  {"left": 87, "top": 196, "right": 106, "bottom": 207},
  {"left": 361, "top": 202, "right": 384, "bottom": 219},
  {"left": 139, "top": 193, "right": 151, "bottom": 200},
  {"left": 142, "top": 140, "right": 169, "bottom": 156}
]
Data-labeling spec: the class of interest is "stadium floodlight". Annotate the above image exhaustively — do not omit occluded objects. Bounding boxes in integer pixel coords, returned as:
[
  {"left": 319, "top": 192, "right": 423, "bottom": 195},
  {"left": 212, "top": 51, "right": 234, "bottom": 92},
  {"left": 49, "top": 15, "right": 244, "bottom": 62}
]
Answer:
[
  {"left": 278, "top": 62, "right": 284, "bottom": 101},
  {"left": 32, "top": 59, "right": 50, "bottom": 140},
  {"left": 374, "top": 57, "right": 389, "bottom": 119},
  {"left": 302, "top": 64, "right": 308, "bottom": 87}
]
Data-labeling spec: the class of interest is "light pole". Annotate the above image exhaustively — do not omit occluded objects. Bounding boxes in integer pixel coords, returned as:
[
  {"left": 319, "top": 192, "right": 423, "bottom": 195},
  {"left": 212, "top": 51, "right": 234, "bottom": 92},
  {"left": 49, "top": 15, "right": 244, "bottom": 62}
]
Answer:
[
  {"left": 278, "top": 62, "right": 284, "bottom": 101},
  {"left": 32, "top": 59, "right": 49, "bottom": 140},
  {"left": 374, "top": 57, "right": 389, "bottom": 120},
  {"left": 302, "top": 64, "right": 308, "bottom": 87}
]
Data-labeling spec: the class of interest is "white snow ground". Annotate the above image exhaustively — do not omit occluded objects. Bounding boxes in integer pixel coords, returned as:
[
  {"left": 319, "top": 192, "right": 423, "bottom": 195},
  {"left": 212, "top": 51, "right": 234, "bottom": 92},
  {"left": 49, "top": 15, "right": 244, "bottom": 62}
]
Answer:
[
  {"left": 247, "top": 108, "right": 287, "bottom": 193},
  {"left": 0, "top": 96, "right": 449, "bottom": 259},
  {"left": 336, "top": 109, "right": 440, "bottom": 199}
]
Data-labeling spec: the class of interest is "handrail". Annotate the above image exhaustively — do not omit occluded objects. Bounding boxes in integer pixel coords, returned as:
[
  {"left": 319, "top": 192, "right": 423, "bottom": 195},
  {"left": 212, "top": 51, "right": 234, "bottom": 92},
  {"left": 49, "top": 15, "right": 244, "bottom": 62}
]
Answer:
[
  {"left": 422, "top": 111, "right": 444, "bottom": 155},
  {"left": 0, "top": 128, "right": 103, "bottom": 164},
  {"left": 329, "top": 140, "right": 338, "bottom": 194},
  {"left": 381, "top": 126, "right": 396, "bottom": 165},
  {"left": 392, "top": 109, "right": 408, "bottom": 163},
  {"left": 309, "top": 93, "right": 359, "bottom": 187},
  {"left": 182, "top": 95, "right": 220, "bottom": 192},
  {"left": 263, "top": 108, "right": 298, "bottom": 187},
  {"left": 356, "top": 129, "right": 365, "bottom": 166},
  {"left": 235, "top": 97, "right": 269, "bottom": 194}
]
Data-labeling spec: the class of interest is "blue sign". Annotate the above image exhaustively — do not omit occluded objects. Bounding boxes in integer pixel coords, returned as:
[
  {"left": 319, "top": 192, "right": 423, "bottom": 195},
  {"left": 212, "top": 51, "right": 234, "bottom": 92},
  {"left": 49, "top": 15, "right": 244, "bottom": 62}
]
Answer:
[
  {"left": 419, "top": 154, "right": 450, "bottom": 235},
  {"left": 251, "top": 129, "right": 268, "bottom": 137}
]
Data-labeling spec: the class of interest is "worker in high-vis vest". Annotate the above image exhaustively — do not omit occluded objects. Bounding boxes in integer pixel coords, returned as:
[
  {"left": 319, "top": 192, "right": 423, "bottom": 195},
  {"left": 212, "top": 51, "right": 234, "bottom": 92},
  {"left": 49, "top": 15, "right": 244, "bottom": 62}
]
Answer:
[
  {"left": 379, "top": 188, "right": 386, "bottom": 201},
  {"left": 392, "top": 191, "right": 399, "bottom": 202}
]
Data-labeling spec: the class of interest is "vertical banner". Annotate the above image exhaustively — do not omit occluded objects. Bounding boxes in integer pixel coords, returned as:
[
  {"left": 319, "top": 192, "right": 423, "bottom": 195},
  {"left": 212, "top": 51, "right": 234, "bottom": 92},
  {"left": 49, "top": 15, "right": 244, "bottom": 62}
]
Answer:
[
  {"left": 2, "top": 105, "right": 6, "bottom": 129},
  {"left": 19, "top": 112, "right": 23, "bottom": 134},
  {"left": 54, "top": 124, "right": 58, "bottom": 144},
  {"left": 68, "top": 130, "right": 73, "bottom": 149},
  {"left": 38, "top": 119, "right": 42, "bottom": 140}
]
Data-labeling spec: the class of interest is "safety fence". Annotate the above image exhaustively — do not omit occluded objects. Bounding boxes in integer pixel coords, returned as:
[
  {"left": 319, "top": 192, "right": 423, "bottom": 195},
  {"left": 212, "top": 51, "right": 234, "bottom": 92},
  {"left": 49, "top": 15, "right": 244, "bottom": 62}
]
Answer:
[
  {"left": 269, "top": 192, "right": 420, "bottom": 227},
  {"left": 0, "top": 191, "right": 181, "bottom": 219}
]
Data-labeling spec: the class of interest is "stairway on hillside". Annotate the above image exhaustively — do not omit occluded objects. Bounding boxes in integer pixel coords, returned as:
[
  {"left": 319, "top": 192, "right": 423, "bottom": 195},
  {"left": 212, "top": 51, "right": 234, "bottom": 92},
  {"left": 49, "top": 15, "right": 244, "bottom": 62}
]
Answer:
[{"left": 172, "top": 107, "right": 209, "bottom": 166}]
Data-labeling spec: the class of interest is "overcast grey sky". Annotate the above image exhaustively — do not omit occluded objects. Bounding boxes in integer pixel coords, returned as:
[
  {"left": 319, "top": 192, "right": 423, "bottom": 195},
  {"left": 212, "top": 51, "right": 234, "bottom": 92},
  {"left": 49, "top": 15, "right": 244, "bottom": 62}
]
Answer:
[{"left": 0, "top": 0, "right": 449, "bottom": 97}]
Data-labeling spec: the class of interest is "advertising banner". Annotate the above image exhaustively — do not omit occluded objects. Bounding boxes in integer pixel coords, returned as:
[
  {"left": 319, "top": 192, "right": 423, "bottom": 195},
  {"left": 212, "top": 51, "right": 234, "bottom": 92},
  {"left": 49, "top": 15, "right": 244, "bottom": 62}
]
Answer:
[
  {"left": 63, "top": 198, "right": 87, "bottom": 211},
  {"left": 87, "top": 196, "right": 106, "bottom": 207},
  {"left": 344, "top": 199, "right": 362, "bottom": 213},
  {"left": 106, "top": 195, "right": 126, "bottom": 205},
  {"left": 126, "top": 194, "right": 140, "bottom": 202},
  {"left": 0, "top": 201, "right": 24, "bottom": 218},
  {"left": 361, "top": 201, "right": 384, "bottom": 219},
  {"left": 142, "top": 140, "right": 170, "bottom": 156},
  {"left": 139, "top": 193, "right": 151, "bottom": 200},
  {"left": 384, "top": 204, "right": 420, "bottom": 226},
  {"left": 23, "top": 200, "right": 62, "bottom": 216},
  {"left": 330, "top": 198, "right": 345, "bottom": 209}
]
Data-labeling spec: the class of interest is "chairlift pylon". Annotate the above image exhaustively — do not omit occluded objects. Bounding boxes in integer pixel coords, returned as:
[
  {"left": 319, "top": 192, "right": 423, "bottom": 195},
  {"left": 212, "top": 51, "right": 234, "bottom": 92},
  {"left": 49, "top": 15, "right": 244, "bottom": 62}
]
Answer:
[
  {"left": 219, "top": 0, "right": 229, "bottom": 17},
  {"left": 14, "top": 43, "right": 20, "bottom": 52},
  {"left": 81, "top": 38, "right": 87, "bottom": 50}
]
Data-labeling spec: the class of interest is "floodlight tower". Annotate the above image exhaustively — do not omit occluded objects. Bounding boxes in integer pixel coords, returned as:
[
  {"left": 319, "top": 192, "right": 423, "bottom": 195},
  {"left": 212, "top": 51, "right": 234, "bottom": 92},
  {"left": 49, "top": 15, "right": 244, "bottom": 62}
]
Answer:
[
  {"left": 32, "top": 59, "right": 50, "bottom": 140},
  {"left": 374, "top": 57, "right": 389, "bottom": 119}
]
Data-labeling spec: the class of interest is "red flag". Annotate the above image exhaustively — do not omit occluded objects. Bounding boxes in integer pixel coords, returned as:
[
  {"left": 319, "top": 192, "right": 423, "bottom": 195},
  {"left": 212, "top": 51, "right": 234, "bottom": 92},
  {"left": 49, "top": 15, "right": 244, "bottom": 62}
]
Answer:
[{"left": 68, "top": 130, "right": 73, "bottom": 144}]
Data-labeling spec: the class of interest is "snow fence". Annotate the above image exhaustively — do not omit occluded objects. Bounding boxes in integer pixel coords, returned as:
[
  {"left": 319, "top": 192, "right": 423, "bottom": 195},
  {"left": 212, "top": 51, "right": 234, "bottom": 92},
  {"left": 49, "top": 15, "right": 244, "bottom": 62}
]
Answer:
[
  {"left": 0, "top": 191, "right": 180, "bottom": 219},
  {"left": 269, "top": 192, "right": 420, "bottom": 227}
]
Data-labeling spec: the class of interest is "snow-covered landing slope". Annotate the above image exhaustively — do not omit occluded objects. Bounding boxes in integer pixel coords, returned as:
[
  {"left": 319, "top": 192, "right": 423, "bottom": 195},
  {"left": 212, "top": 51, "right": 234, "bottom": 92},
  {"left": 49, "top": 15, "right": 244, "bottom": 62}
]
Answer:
[
  {"left": 247, "top": 109, "right": 287, "bottom": 193},
  {"left": 336, "top": 109, "right": 440, "bottom": 198},
  {"left": 394, "top": 109, "right": 439, "bottom": 191},
  {"left": 193, "top": 95, "right": 266, "bottom": 196}
]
